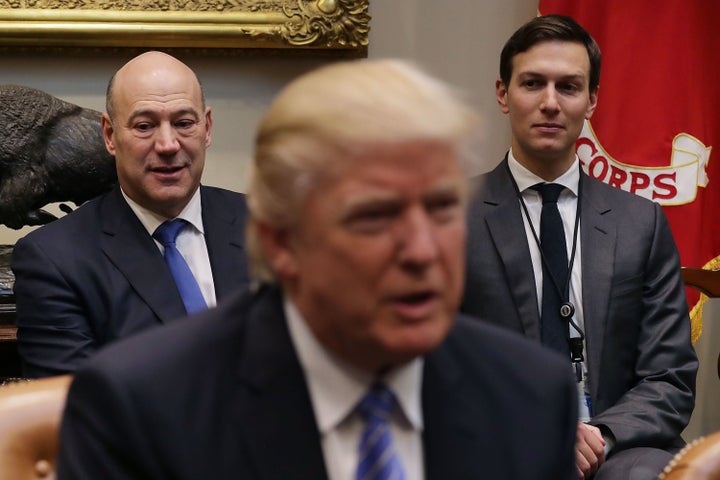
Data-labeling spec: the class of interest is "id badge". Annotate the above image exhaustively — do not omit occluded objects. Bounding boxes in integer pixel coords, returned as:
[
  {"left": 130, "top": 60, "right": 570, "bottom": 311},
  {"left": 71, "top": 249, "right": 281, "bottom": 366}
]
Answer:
[{"left": 576, "top": 364, "right": 593, "bottom": 422}]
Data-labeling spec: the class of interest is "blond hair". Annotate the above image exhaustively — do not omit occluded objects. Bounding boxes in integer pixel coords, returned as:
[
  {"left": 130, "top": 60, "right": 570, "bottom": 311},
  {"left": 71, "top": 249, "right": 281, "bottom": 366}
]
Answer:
[{"left": 247, "top": 59, "right": 481, "bottom": 282}]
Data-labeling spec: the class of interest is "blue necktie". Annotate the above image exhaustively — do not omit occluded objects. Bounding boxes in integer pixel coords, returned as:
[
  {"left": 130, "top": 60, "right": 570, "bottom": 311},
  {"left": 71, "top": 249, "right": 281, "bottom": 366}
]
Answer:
[
  {"left": 356, "top": 382, "right": 406, "bottom": 480},
  {"left": 532, "top": 183, "right": 570, "bottom": 356},
  {"left": 153, "top": 219, "right": 207, "bottom": 314}
]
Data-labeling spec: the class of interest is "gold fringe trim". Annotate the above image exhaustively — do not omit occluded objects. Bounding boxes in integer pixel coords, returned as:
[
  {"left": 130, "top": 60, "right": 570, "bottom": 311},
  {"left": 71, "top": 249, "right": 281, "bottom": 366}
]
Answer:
[{"left": 688, "top": 255, "right": 720, "bottom": 344}]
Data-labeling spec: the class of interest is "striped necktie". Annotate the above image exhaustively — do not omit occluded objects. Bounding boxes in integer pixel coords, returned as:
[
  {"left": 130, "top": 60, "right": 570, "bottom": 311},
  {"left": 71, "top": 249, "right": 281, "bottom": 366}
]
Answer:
[{"left": 356, "top": 382, "right": 406, "bottom": 480}]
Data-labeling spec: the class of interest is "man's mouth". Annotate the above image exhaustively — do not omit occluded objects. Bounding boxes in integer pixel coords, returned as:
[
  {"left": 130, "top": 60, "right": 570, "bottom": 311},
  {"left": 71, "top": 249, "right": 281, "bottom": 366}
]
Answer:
[
  {"left": 534, "top": 122, "right": 564, "bottom": 132},
  {"left": 151, "top": 164, "right": 184, "bottom": 174},
  {"left": 391, "top": 290, "right": 439, "bottom": 319}
]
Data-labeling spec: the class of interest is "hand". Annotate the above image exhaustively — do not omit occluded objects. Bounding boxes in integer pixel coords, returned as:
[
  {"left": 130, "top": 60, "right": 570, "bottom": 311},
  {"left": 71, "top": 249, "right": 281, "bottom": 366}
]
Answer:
[{"left": 575, "top": 422, "right": 606, "bottom": 478}]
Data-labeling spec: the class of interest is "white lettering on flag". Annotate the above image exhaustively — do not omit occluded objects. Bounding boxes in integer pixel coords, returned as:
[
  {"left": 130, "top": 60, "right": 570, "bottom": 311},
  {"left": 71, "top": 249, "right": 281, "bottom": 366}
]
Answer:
[{"left": 577, "top": 121, "right": 712, "bottom": 206}]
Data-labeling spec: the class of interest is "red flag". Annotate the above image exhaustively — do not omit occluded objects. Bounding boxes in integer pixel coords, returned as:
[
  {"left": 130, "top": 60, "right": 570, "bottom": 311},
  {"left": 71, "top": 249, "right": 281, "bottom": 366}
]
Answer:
[{"left": 538, "top": 1, "right": 720, "bottom": 341}]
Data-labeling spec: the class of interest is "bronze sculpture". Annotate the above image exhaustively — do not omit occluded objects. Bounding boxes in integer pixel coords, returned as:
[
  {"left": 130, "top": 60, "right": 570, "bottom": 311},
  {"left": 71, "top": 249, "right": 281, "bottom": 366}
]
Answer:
[{"left": 0, "top": 85, "right": 116, "bottom": 230}]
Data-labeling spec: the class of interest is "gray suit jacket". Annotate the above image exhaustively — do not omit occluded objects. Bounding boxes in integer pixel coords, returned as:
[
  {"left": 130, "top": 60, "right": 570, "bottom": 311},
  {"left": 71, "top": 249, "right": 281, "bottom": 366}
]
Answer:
[
  {"left": 58, "top": 286, "right": 578, "bottom": 480},
  {"left": 461, "top": 157, "right": 697, "bottom": 452},
  {"left": 12, "top": 184, "right": 250, "bottom": 377}
]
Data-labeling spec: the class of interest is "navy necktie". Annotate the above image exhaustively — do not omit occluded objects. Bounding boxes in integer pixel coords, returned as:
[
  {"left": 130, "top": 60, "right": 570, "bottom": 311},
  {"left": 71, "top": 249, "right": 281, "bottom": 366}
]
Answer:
[
  {"left": 153, "top": 219, "right": 207, "bottom": 314},
  {"left": 532, "top": 183, "right": 570, "bottom": 356},
  {"left": 356, "top": 382, "right": 406, "bottom": 480}
]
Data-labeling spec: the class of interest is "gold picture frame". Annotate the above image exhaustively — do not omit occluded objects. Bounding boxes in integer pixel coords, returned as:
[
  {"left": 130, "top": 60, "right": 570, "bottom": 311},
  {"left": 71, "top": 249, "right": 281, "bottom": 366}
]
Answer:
[{"left": 0, "top": 0, "right": 370, "bottom": 56}]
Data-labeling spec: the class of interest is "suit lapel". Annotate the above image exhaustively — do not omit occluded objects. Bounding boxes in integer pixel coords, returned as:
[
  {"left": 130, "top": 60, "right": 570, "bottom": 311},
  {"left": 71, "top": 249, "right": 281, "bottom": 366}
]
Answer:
[
  {"left": 579, "top": 174, "right": 616, "bottom": 400},
  {"left": 481, "top": 161, "right": 541, "bottom": 338},
  {"left": 235, "top": 288, "right": 328, "bottom": 479},
  {"left": 100, "top": 187, "right": 187, "bottom": 323},
  {"left": 201, "top": 187, "right": 250, "bottom": 301},
  {"left": 422, "top": 331, "right": 489, "bottom": 480}
]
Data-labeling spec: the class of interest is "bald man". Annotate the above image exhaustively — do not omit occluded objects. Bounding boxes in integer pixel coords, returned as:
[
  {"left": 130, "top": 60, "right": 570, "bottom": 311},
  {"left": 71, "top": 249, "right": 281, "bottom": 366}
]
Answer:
[{"left": 12, "top": 51, "right": 250, "bottom": 377}]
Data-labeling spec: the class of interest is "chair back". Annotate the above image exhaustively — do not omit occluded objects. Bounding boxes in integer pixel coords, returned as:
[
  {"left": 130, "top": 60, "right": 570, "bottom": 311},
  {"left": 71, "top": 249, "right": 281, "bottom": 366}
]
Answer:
[
  {"left": 682, "top": 267, "right": 720, "bottom": 297},
  {"left": 0, "top": 375, "right": 72, "bottom": 480},
  {"left": 681, "top": 267, "right": 720, "bottom": 379}
]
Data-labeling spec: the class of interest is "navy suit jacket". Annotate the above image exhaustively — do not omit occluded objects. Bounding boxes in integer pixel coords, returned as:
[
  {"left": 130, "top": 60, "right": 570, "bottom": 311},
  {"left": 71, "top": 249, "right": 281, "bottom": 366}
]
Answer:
[
  {"left": 58, "top": 286, "right": 578, "bottom": 480},
  {"left": 12, "top": 185, "right": 250, "bottom": 377},
  {"left": 461, "top": 158, "right": 697, "bottom": 452}
]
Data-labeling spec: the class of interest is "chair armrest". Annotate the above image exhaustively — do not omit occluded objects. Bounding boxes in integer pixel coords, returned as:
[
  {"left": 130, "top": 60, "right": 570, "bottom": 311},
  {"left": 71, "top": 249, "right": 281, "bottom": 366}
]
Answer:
[{"left": 660, "top": 432, "right": 720, "bottom": 479}]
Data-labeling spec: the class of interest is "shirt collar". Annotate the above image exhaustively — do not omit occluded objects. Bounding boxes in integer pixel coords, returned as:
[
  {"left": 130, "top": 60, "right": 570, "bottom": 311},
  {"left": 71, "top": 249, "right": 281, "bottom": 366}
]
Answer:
[
  {"left": 507, "top": 149, "right": 580, "bottom": 196},
  {"left": 284, "top": 295, "right": 424, "bottom": 435},
  {"left": 121, "top": 186, "right": 205, "bottom": 235}
]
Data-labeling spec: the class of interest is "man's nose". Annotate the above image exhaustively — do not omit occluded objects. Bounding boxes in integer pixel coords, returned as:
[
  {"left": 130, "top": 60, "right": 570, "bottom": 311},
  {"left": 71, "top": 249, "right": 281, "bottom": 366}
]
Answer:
[
  {"left": 154, "top": 123, "right": 181, "bottom": 153},
  {"left": 398, "top": 209, "right": 439, "bottom": 267},
  {"left": 540, "top": 86, "right": 560, "bottom": 112}
]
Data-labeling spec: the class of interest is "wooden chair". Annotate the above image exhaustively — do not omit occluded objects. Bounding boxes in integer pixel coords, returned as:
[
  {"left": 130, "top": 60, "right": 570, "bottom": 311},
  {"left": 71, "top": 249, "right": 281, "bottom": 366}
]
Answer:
[
  {"left": 683, "top": 267, "right": 720, "bottom": 298},
  {"left": 681, "top": 267, "right": 720, "bottom": 380},
  {"left": 660, "top": 431, "right": 720, "bottom": 479},
  {"left": 660, "top": 268, "right": 720, "bottom": 478},
  {"left": 0, "top": 375, "right": 72, "bottom": 480}
]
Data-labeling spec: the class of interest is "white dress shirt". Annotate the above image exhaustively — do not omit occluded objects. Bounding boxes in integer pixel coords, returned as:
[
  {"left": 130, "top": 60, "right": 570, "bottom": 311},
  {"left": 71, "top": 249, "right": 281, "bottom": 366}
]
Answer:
[
  {"left": 121, "top": 187, "right": 217, "bottom": 308},
  {"left": 507, "top": 150, "right": 594, "bottom": 421},
  {"left": 507, "top": 150, "right": 584, "bottom": 334},
  {"left": 284, "top": 297, "right": 425, "bottom": 480}
]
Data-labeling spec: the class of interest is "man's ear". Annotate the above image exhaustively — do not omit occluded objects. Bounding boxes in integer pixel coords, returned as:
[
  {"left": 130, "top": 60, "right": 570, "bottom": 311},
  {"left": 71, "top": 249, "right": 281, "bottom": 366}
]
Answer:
[
  {"left": 204, "top": 108, "right": 213, "bottom": 148},
  {"left": 256, "top": 221, "right": 299, "bottom": 281},
  {"left": 496, "top": 78, "right": 510, "bottom": 114},
  {"left": 586, "top": 86, "right": 599, "bottom": 119},
  {"left": 101, "top": 113, "right": 116, "bottom": 155}
]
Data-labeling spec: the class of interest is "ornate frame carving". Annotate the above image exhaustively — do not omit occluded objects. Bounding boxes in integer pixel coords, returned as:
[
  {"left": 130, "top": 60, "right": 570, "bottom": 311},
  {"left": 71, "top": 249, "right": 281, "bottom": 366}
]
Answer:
[{"left": 0, "top": 0, "right": 370, "bottom": 56}]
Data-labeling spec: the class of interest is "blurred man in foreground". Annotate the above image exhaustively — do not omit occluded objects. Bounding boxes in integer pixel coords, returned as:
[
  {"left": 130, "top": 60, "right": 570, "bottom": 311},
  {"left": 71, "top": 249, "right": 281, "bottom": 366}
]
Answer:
[{"left": 58, "top": 59, "right": 577, "bottom": 480}]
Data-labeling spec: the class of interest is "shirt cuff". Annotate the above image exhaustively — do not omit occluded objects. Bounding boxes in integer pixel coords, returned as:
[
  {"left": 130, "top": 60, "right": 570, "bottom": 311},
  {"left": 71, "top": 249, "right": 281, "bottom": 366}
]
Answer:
[{"left": 597, "top": 425, "right": 616, "bottom": 457}]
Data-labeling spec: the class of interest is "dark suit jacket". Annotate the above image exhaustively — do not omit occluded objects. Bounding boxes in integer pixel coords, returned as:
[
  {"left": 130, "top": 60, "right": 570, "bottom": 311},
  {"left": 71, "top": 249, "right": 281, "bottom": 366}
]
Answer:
[
  {"left": 57, "top": 286, "right": 577, "bottom": 480},
  {"left": 461, "top": 157, "right": 698, "bottom": 452},
  {"left": 11, "top": 185, "right": 250, "bottom": 378}
]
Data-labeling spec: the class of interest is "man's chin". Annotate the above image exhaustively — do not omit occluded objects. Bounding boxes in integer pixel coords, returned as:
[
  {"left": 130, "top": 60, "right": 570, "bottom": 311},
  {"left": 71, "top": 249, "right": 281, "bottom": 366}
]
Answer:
[{"left": 385, "top": 322, "right": 453, "bottom": 357}]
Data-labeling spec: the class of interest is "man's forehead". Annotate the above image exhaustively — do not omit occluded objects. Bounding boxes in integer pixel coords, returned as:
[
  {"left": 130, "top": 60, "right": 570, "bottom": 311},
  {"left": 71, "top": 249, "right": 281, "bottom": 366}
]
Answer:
[
  {"left": 114, "top": 60, "right": 201, "bottom": 105},
  {"left": 304, "top": 140, "right": 465, "bottom": 208},
  {"left": 116, "top": 82, "right": 203, "bottom": 116},
  {"left": 339, "top": 175, "right": 465, "bottom": 206},
  {"left": 518, "top": 40, "right": 589, "bottom": 62},
  {"left": 512, "top": 41, "right": 590, "bottom": 76}
]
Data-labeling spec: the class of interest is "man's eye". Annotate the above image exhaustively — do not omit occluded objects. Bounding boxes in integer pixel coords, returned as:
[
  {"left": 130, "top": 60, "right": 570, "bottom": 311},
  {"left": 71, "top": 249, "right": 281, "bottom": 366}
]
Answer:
[
  {"left": 558, "top": 83, "right": 579, "bottom": 93},
  {"left": 134, "top": 122, "right": 154, "bottom": 132},
  {"left": 345, "top": 208, "right": 397, "bottom": 233},
  {"left": 175, "top": 119, "right": 197, "bottom": 129},
  {"left": 427, "top": 197, "right": 461, "bottom": 221}
]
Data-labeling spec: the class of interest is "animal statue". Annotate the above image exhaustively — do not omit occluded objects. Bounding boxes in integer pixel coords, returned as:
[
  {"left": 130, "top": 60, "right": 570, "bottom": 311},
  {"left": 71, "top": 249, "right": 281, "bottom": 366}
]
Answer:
[{"left": 0, "top": 85, "right": 117, "bottom": 229}]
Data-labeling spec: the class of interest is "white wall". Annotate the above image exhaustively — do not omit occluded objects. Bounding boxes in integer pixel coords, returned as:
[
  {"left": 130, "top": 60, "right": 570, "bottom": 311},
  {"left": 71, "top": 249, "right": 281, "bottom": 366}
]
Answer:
[
  {"left": 2, "top": 0, "right": 717, "bottom": 439},
  {"left": 369, "top": 0, "right": 537, "bottom": 173}
]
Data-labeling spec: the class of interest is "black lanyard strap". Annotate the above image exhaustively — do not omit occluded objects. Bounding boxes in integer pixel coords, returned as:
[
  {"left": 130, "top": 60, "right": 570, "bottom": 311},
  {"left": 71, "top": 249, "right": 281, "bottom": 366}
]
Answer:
[{"left": 505, "top": 161, "right": 587, "bottom": 374}]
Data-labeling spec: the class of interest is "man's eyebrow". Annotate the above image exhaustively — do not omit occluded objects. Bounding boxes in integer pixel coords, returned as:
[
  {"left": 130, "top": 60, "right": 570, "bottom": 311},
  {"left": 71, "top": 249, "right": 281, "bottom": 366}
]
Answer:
[
  {"left": 557, "top": 74, "right": 586, "bottom": 82},
  {"left": 517, "top": 71, "right": 586, "bottom": 82},
  {"left": 424, "top": 178, "right": 466, "bottom": 196},
  {"left": 343, "top": 191, "right": 401, "bottom": 212},
  {"left": 340, "top": 177, "right": 465, "bottom": 209},
  {"left": 128, "top": 107, "right": 200, "bottom": 122}
]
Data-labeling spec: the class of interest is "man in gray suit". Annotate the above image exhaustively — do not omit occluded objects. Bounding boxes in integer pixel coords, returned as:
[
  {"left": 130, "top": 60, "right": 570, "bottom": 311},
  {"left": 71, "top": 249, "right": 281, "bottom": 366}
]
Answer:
[
  {"left": 461, "top": 14, "right": 697, "bottom": 479},
  {"left": 12, "top": 51, "right": 250, "bottom": 378},
  {"left": 58, "top": 59, "right": 578, "bottom": 480}
]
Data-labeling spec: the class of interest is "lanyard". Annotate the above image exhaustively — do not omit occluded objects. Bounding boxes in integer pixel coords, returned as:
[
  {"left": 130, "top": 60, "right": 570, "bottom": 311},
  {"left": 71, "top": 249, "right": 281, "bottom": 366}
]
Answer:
[{"left": 505, "top": 162, "right": 586, "bottom": 379}]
